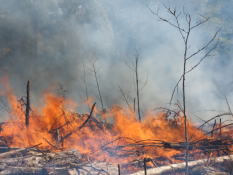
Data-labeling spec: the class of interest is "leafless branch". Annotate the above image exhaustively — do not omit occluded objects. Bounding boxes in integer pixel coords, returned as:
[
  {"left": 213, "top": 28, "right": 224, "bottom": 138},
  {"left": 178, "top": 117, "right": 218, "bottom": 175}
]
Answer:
[
  {"left": 170, "top": 75, "right": 183, "bottom": 104},
  {"left": 148, "top": 3, "right": 220, "bottom": 174},
  {"left": 0, "top": 96, "right": 12, "bottom": 118},
  {"left": 139, "top": 71, "right": 148, "bottom": 92},
  {"left": 85, "top": 59, "right": 104, "bottom": 111},
  {"left": 118, "top": 86, "right": 135, "bottom": 119},
  {"left": 194, "top": 115, "right": 206, "bottom": 122},
  {"left": 124, "top": 49, "right": 147, "bottom": 123},
  {"left": 60, "top": 103, "right": 96, "bottom": 143},
  {"left": 186, "top": 28, "right": 221, "bottom": 60},
  {"left": 186, "top": 39, "right": 219, "bottom": 74},
  {"left": 190, "top": 113, "right": 232, "bottom": 142},
  {"left": 224, "top": 95, "right": 233, "bottom": 118},
  {"left": 43, "top": 137, "right": 60, "bottom": 150},
  {"left": 81, "top": 59, "right": 90, "bottom": 112},
  {"left": 124, "top": 54, "right": 136, "bottom": 71},
  {"left": 147, "top": 4, "right": 187, "bottom": 34}
]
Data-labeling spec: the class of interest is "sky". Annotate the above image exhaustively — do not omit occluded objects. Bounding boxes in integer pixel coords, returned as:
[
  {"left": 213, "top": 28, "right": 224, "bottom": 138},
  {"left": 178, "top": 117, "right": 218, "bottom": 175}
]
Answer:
[{"left": 0, "top": 0, "right": 232, "bottom": 124}]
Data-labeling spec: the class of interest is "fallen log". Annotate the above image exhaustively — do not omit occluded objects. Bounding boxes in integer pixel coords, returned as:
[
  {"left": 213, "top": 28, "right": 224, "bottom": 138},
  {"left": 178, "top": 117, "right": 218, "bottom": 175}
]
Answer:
[
  {"left": 45, "top": 148, "right": 82, "bottom": 167},
  {"left": 0, "top": 166, "right": 42, "bottom": 175},
  {"left": 164, "top": 142, "right": 230, "bottom": 150},
  {"left": 0, "top": 148, "right": 28, "bottom": 159},
  {"left": 0, "top": 147, "right": 118, "bottom": 175},
  {"left": 127, "top": 154, "right": 233, "bottom": 175}
]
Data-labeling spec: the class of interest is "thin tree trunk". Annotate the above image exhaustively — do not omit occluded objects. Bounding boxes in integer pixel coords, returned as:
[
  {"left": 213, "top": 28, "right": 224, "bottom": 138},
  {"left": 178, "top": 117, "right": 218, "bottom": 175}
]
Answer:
[
  {"left": 183, "top": 36, "right": 188, "bottom": 174},
  {"left": 33, "top": 21, "right": 37, "bottom": 60},
  {"left": 134, "top": 98, "right": 136, "bottom": 121},
  {"left": 135, "top": 57, "right": 141, "bottom": 123},
  {"left": 93, "top": 65, "right": 104, "bottom": 111},
  {"left": 147, "top": 4, "right": 220, "bottom": 175},
  {"left": 82, "top": 60, "right": 90, "bottom": 112},
  {"left": 26, "top": 80, "right": 30, "bottom": 126},
  {"left": 134, "top": 98, "right": 136, "bottom": 112},
  {"left": 118, "top": 86, "right": 134, "bottom": 115},
  {"left": 183, "top": 59, "right": 188, "bottom": 175},
  {"left": 220, "top": 118, "right": 221, "bottom": 136}
]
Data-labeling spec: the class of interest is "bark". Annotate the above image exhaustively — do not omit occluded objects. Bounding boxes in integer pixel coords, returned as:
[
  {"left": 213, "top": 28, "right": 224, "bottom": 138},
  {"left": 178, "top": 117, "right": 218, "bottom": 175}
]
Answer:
[
  {"left": 0, "top": 166, "right": 42, "bottom": 175},
  {"left": 0, "top": 148, "right": 28, "bottom": 159}
]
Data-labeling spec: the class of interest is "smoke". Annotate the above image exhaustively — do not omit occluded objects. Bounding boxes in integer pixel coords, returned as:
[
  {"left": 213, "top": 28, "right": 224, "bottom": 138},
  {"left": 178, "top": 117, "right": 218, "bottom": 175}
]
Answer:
[{"left": 0, "top": 0, "right": 232, "bottom": 123}]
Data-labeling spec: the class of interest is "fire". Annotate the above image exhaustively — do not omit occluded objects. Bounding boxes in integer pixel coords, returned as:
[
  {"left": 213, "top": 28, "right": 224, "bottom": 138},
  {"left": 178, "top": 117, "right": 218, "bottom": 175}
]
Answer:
[{"left": 0, "top": 76, "right": 210, "bottom": 173}]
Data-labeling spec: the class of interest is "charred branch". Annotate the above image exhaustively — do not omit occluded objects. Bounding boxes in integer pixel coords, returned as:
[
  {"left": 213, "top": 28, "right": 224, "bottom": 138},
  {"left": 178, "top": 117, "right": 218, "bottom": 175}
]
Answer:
[
  {"left": 26, "top": 80, "right": 30, "bottom": 126},
  {"left": 60, "top": 103, "right": 96, "bottom": 143}
]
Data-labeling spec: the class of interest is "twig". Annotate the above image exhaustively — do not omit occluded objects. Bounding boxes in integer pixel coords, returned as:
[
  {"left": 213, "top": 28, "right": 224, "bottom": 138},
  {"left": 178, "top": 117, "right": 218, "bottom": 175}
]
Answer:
[
  {"left": 86, "top": 58, "right": 104, "bottom": 111},
  {"left": 118, "top": 86, "right": 134, "bottom": 116},
  {"left": 124, "top": 49, "right": 147, "bottom": 123},
  {"left": 30, "top": 143, "right": 42, "bottom": 149},
  {"left": 190, "top": 113, "right": 231, "bottom": 142},
  {"left": 81, "top": 59, "right": 91, "bottom": 112},
  {"left": 205, "top": 123, "right": 233, "bottom": 136},
  {"left": 224, "top": 95, "right": 233, "bottom": 118},
  {"left": 51, "top": 118, "right": 75, "bottom": 132},
  {"left": 194, "top": 115, "right": 206, "bottom": 122},
  {"left": 60, "top": 103, "right": 96, "bottom": 143},
  {"left": 43, "top": 138, "right": 59, "bottom": 150}
]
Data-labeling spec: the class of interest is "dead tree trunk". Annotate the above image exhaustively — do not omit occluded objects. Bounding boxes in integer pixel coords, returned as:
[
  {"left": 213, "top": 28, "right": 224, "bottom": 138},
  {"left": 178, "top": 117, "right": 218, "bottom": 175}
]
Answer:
[
  {"left": 183, "top": 50, "right": 188, "bottom": 175},
  {"left": 135, "top": 55, "right": 141, "bottom": 123},
  {"left": 220, "top": 118, "right": 221, "bottom": 136},
  {"left": 26, "top": 80, "right": 30, "bottom": 126},
  {"left": 124, "top": 50, "right": 148, "bottom": 123}
]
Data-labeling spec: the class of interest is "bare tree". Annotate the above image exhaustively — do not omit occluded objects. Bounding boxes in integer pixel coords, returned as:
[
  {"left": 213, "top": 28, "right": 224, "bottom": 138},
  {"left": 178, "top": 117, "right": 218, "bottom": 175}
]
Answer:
[
  {"left": 124, "top": 49, "right": 148, "bottom": 123},
  {"left": 0, "top": 96, "right": 12, "bottom": 118},
  {"left": 85, "top": 58, "right": 105, "bottom": 112},
  {"left": 118, "top": 85, "right": 136, "bottom": 121},
  {"left": 80, "top": 59, "right": 91, "bottom": 112},
  {"left": 148, "top": 3, "right": 221, "bottom": 175}
]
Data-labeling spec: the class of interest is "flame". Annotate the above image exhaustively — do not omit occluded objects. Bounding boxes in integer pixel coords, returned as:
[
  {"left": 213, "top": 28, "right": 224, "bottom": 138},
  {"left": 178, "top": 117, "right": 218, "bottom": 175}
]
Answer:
[{"left": 0, "top": 77, "right": 211, "bottom": 173}]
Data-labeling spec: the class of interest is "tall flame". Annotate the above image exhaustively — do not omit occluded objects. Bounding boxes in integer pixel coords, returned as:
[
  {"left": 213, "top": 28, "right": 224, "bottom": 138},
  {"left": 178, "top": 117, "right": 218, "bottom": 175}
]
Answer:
[{"left": 0, "top": 76, "right": 207, "bottom": 172}]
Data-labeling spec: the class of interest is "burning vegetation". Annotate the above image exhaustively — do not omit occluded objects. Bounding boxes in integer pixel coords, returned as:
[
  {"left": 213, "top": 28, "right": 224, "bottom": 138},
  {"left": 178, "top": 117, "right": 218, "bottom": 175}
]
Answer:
[
  {"left": 0, "top": 1, "right": 231, "bottom": 175},
  {"left": 0, "top": 75, "right": 233, "bottom": 175}
]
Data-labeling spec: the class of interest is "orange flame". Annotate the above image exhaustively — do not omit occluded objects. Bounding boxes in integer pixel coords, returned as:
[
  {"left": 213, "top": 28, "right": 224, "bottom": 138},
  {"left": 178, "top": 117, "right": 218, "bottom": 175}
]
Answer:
[{"left": 0, "top": 77, "right": 209, "bottom": 173}]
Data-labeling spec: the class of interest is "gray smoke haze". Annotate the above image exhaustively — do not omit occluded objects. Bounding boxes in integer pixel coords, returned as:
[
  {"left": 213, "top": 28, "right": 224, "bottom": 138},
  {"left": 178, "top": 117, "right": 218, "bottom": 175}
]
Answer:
[{"left": 0, "top": 0, "right": 232, "bottom": 123}]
